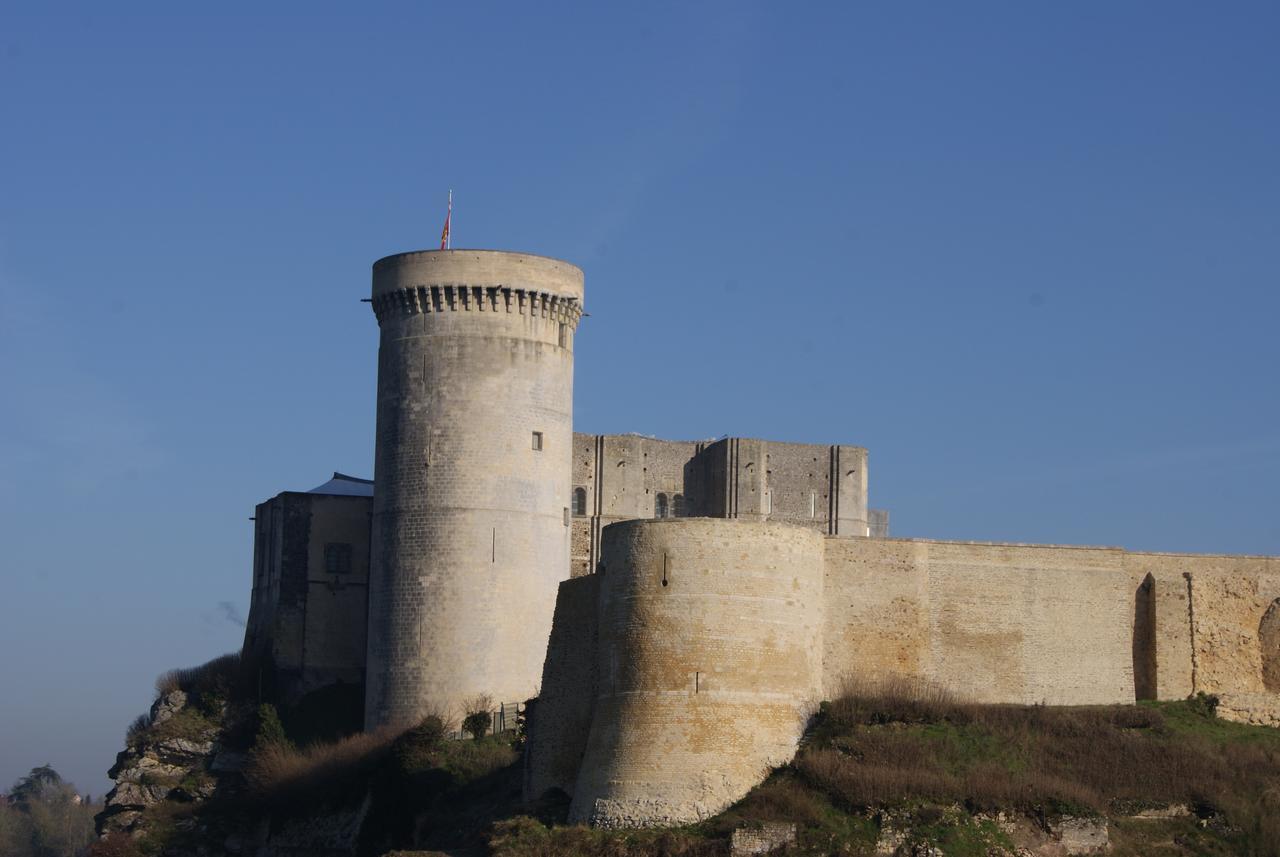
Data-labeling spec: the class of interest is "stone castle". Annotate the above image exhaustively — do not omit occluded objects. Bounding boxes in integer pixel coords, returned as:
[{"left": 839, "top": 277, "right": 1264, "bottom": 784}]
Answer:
[{"left": 241, "top": 249, "right": 1280, "bottom": 828}]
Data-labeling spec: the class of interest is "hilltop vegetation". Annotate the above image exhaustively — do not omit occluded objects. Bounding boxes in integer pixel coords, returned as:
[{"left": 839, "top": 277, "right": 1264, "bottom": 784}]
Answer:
[
  {"left": 487, "top": 680, "right": 1280, "bottom": 856},
  {"left": 92, "top": 657, "right": 1280, "bottom": 856},
  {"left": 0, "top": 765, "right": 98, "bottom": 857}
]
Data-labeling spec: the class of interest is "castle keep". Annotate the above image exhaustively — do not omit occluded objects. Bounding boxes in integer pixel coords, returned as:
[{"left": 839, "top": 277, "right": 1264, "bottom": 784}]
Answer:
[{"left": 241, "top": 248, "right": 1280, "bottom": 829}]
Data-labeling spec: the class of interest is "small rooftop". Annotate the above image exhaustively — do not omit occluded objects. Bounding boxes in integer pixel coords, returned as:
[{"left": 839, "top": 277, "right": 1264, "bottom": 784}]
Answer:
[{"left": 307, "top": 472, "right": 374, "bottom": 497}]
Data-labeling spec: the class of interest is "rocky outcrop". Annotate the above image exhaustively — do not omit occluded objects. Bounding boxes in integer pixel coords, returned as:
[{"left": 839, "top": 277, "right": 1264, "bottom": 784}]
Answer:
[
  {"left": 97, "top": 690, "right": 226, "bottom": 838},
  {"left": 1215, "top": 692, "right": 1280, "bottom": 728}
]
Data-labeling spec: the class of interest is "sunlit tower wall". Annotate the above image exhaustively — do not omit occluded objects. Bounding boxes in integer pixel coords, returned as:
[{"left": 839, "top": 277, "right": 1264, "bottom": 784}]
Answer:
[{"left": 365, "top": 249, "right": 584, "bottom": 728}]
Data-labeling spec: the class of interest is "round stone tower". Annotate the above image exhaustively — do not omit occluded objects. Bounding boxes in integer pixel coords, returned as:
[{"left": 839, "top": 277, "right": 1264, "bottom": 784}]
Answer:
[{"left": 365, "top": 249, "right": 584, "bottom": 728}]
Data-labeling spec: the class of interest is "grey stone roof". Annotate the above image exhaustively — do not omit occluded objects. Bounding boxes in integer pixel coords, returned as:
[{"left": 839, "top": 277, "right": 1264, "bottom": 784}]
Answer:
[{"left": 307, "top": 472, "right": 374, "bottom": 497}]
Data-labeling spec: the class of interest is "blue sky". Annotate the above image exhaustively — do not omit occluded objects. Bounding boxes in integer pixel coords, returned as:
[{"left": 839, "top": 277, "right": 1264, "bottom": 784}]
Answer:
[{"left": 1, "top": 2, "right": 1277, "bottom": 796}]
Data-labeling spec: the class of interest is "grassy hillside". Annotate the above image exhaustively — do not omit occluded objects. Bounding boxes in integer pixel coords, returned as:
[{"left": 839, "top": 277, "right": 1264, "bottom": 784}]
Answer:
[
  {"left": 490, "top": 683, "right": 1280, "bottom": 856},
  {"left": 95, "top": 663, "right": 1280, "bottom": 856}
]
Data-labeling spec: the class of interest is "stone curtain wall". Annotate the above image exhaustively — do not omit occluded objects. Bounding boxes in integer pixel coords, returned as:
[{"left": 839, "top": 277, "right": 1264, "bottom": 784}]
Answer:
[
  {"left": 365, "top": 250, "right": 583, "bottom": 728},
  {"left": 532, "top": 518, "right": 1280, "bottom": 827},
  {"left": 524, "top": 575, "right": 600, "bottom": 802},
  {"left": 1179, "top": 557, "right": 1280, "bottom": 695},
  {"left": 823, "top": 539, "right": 1136, "bottom": 705},
  {"left": 568, "top": 519, "right": 825, "bottom": 827}
]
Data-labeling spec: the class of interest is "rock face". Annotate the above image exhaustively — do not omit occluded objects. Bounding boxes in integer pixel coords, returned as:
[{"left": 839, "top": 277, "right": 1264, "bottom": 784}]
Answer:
[
  {"left": 1216, "top": 692, "right": 1280, "bottom": 728},
  {"left": 96, "top": 686, "right": 374, "bottom": 857},
  {"left": 97, "top": 690, "right": 223, "bottom": 838}
]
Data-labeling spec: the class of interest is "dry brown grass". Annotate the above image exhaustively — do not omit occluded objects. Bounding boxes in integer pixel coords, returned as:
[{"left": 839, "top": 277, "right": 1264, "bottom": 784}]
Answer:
[
  {"left": 154, "top": 652, "right": 240, "bottom": 699},
  {"left": 803, "top": 676, "right": 1280, "bottom": 836},
  {"left": 487, "top": 816, "right": 725, "bottom": 856},
  {"left": 246, "top": 727, "right": 398, "bottom": 808}
]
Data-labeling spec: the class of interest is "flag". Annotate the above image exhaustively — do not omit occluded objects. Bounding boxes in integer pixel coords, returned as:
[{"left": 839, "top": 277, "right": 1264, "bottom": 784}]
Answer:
[{"left": 440, "top": 189, "right": 452, "bottom": 249}]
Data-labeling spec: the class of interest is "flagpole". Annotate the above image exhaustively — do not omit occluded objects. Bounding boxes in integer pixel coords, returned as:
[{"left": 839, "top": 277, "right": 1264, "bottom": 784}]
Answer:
[{"left": 447, "top": 189, "right": 452, "bottom": 249}]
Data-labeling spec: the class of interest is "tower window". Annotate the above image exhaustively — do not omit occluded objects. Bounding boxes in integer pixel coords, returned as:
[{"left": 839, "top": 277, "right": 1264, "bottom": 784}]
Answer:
[
  {"left": 673, "top": 494, "right": 685, "bottom": 517},
  {"left": 532, "top": 431, "right": 543, "bottom": 451},
  {"left": 558, "top": 323, "right": 568, "bottom": 347},
  {"left": 324, "top": 543, "right": 353, "bottom": 574},
  {"left": 655, "top": 493, "right": 669, "bottom": 519},
  {"left": 573, "top": 486, "right": 588, "bottom": 516}
]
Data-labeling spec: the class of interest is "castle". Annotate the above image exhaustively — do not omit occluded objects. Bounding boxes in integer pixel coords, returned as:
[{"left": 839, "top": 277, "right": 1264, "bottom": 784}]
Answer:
[{"left": 241, "top": 249, "right": 1280, "bottom": 828}]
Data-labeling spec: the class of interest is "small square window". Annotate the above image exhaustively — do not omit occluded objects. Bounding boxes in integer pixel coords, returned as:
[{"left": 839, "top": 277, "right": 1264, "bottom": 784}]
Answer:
[
  {"left": 324, "top": 543, "right": 353, "bottom": 574},
  {"left": 532, "top": 431, "right": 543, "bottom": 451}
]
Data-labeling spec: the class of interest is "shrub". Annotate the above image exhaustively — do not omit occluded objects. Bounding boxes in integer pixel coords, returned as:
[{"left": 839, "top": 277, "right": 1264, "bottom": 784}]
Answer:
[
  {"left": 126, "top": 712, "right": 152, "bottom": 743},
  {"left": 824, "top": 675, "right": 963, "bottom": 729},
  {"left": 463, "top": 711, "right": 491, "bottom": 740},
  {"left": 462, "top": 693, "right": 495, "bottom": 740},
  {"left": 394, "top": 714, "right": 447, "bottom": 774},
  {"left": 88, "top": 832, "right": 143, "bottom": 857},
  {"left": 254, "top": 703, "right": 291, "bottom": 750},
  {"left": 154, "top": 652, "right": 240, "bottom": 704}
]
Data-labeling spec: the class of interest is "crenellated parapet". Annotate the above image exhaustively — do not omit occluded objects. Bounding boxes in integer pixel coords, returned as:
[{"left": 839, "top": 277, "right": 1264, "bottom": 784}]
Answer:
[{"left": 370, "top": 284, "right": 583, "bottom": 328}]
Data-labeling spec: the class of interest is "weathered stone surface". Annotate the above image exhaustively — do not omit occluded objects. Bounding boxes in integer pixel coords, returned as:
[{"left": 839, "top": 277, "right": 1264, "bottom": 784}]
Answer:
[
  {"left": 365, "top": 250, "right": 584, "bottom": 729},
  {"left": 729, "top": 822, "right": 797, "bottom": 855},
  {"left": 569, "top": 519, "right": 825, "bottom": 827},
  {"left": 1216, "top": 692, "right": 1280, "bottom": 728},
  {"left": 1050, "top": 816, "right": 1109, "bottom": 855},
  {"left": 151, "top": 689, "right": 187, "bottom": 724}
]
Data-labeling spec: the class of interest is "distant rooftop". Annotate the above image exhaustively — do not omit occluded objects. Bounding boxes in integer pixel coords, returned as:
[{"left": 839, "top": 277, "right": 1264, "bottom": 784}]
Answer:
[{"left": 307, "top": 472, "right": 374, "bottom": 497}]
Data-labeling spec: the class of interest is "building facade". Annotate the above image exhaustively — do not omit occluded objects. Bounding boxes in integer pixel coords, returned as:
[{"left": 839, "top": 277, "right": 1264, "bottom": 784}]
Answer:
[{"left": 238, "top": 246, "right": 1279, "bottom": 830}]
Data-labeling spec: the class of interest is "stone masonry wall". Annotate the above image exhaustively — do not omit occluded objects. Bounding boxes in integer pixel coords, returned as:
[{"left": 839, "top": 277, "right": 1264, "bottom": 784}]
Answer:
[
  {"left": 568, "top": 434, "right": 871, "bottom": 577},
  {"left": 569, "top": 519, "right": 825, "bottom": 827},
  {"left": 530, "top": 526, "right": 1279, "bottom": 829},
  {"left": 365, "top": 250, "right": 584, "bottom": 728},
  {"left": 823, "top": 538, "right": 1136, "bottom": 705},
  {"left": 524, "top": 574, "right": 599, "bottom": 802}
]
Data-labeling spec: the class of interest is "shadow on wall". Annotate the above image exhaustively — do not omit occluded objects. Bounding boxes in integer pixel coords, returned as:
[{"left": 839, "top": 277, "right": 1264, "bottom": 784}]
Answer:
[
  {"left": 1133, "top": 574, "right": 1157, "bottom": 701},
  {"left": 1262, "top": 599, "right": 1280, "bottom": 693}
]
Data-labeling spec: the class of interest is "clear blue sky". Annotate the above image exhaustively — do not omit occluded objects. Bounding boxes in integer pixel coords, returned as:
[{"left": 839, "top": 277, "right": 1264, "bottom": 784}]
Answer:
[{"left": 2, "top": 1, "right": 1277, "bottom": 797}]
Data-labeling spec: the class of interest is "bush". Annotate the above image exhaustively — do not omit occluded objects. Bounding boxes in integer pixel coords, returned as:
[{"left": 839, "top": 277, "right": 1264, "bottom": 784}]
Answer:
[
  {"left": 463, "top": 711, "right": 491, "bottom": 740},
  {"left": 254, "top": 703, "right": 291, "bottom": 750},
  {"left": 155, "top": 652, "right": 241, "bottom": 705},
  {"left": 126, "top": 712, "right": 152, "bottom": 743},
  {"left": 462, "top": 693, "right": 495, "bottom": 740},
  {"left": 394, "top": 714, "right": 447, "bottom": 774},
  {"left": 823, "top": 675, "right": 962, "bottom": 729},
  {"left": 88, "top": 832, "right": 143, "bottom": 857}
]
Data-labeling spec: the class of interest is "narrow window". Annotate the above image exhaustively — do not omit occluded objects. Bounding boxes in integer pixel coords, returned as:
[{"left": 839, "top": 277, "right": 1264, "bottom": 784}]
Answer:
[
  {"left": 573, "top": 486, "right": 588, "bottom": 516},
  {"left": 531, "top": 431, "right": 543, "bottom": 451},
  {"left": 655, "top": 493, "right": 668, "bottom": 519},
  {"left": 673, "top": 494, "right": 685, "bottom": 517},
  {"left": 324, "top": 543, "right": 353, "bottom": 574},
  {"left": 558, "top": 323, "right": 568, "bottom": 347}
]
